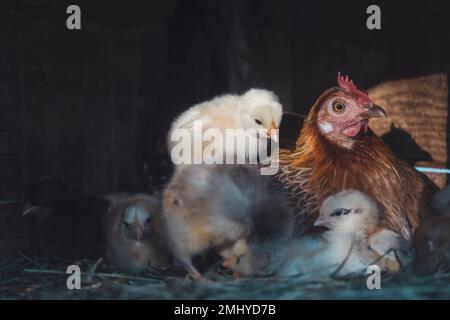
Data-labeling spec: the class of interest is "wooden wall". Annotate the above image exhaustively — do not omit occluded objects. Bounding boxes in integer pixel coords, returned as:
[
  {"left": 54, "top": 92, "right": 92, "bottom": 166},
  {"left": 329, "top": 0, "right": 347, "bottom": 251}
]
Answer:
[{"left": 1, "top": 0, "right": 449, "bottom": 200}]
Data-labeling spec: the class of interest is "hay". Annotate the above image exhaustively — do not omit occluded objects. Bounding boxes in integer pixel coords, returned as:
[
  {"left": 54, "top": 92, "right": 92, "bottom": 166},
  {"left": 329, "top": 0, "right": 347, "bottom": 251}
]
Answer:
[{"left": 1, "top": 253, "right": 449, "bottom": 300}]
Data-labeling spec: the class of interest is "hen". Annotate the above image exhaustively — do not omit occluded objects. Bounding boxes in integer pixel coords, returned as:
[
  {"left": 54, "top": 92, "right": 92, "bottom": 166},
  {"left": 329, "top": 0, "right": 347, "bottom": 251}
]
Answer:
[{"left": 273, "top": 73, "right": 438, "bottom": 239}]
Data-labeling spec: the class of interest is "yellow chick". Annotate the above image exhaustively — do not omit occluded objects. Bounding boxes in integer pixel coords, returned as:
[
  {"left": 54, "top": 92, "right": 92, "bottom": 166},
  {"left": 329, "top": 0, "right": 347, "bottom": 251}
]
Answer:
[
  {"left": 279, "top": 190, "right": 414, "bottom": 277},
  {"left": 228, "top": 190, "right": 414, "bottom": 279},
  {"left": 167, "top": 89, "right": 282, "bottom": 165}
]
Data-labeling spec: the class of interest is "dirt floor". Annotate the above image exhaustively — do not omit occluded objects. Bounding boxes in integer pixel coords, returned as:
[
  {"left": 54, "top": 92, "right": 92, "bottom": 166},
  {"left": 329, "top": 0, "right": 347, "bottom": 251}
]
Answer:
[{"left": 1, "top": 253, "right": 450, "bottom": 300}]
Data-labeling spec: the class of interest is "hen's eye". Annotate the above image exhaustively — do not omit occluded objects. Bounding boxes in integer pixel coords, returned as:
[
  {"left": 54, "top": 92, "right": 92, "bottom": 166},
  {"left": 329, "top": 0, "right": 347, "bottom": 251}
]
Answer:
[
  {"left": 332, "top": 102, "right": 346, "bottom": 113},
  {"left": 254, "top": 119, "right": 262, "bottom": 125}
]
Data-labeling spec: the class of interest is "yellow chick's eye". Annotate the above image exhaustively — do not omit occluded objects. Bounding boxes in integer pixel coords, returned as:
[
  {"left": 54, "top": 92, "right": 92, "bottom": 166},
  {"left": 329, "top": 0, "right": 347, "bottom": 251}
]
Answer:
[
  {"left": 332, "top": 101, "right": 346, "bottom": 113},
  {"left": 254, "top": 119, "right": 262, "bottom": 125}
]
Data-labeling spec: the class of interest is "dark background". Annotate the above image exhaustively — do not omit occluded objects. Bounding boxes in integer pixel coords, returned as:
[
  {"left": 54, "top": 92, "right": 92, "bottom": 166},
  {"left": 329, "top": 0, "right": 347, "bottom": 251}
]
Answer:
[{"left": 0, "top": 0, "right": 449, "bottom": 199}]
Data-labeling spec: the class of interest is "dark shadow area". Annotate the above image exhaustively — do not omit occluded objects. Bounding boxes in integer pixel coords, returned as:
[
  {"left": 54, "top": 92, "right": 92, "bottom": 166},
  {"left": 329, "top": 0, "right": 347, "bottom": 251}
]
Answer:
[
  {"left": 279, "top": 113, "right": 305, "bottom": 151},
  {"left": 0, "top": 0, "right": 449, "bottom": 199},
  {"left": 381, "top": 125, "right": 433, "bottom": 166}
]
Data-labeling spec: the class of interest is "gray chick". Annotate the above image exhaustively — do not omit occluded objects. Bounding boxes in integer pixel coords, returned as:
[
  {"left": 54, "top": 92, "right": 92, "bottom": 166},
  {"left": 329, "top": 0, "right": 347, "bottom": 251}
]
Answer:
[
  {"left": 431, "top": 184, "right": 450, "bottom": 215},
  {"left": 222, "top": 194, "right": 294, "bottom": 277},
  {"left": 162, "top": 164, "right": 275, "bottom": 280},
  {"left": 103, "top": 193, "right": 171, "bottom": 273}
]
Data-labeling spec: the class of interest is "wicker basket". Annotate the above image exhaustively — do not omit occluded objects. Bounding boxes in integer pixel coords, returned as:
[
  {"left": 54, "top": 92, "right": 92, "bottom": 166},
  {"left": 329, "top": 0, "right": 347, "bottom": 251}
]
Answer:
[{"left": 369, "top": 74, "right": 448, "bottom": 188}]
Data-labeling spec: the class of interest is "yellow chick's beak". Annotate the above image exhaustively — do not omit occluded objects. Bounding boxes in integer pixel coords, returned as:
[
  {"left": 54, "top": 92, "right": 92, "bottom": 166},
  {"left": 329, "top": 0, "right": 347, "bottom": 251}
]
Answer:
[
  {"left": 267, "top": 121, "right": 279, "bottom": 143},
  {"left": 313, "top": 216, "right": 328, "bottom": 227}
]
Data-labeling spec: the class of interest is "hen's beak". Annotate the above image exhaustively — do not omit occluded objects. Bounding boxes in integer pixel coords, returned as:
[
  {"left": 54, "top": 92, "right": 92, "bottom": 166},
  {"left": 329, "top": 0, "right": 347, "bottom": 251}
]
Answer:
[
  {"left": 267, "top": 121, "right": 279, "bottom": 143},
  {"left": 360, "top": 103, "right": 387, "bottom": 119}
]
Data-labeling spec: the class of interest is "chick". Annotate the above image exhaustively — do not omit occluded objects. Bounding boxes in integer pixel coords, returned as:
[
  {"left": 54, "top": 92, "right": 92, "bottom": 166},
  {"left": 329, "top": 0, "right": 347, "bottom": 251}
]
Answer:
[
  {"left": 23, "top": 175, "right": 71, "bottom": 216},
  {"left": 103, "top": 193, "right": 171, "bottom": 273},
  {"left": 431, "top": 185, "right": 450, "bottom": 215},
  {"left": 168, "top": 89, "right": 282, "bottom": 165},
  {"left": 22, "top": 177, "right": 171, "bottom": 272},
  {"left": 221, "top": 196, "right": 294, "bottom": 277},
  {"left": 22, "top": 176, "right": 109, "bottom": 259},
  {"left": 162, "top": 164, "right": 272, "bottom": 279},
  {"left": 413, "top": 186, "right": 450, "bottom": 274},
  {"left": 0, "top": 201, "right": 33, "bottom": 258},
  {"left": 278, "top": 190, "right": 414, "bottom": 277},
  {"left": 413, "top": 214, "right": 450, "bottom": 274},
  {"left": 229, "top": 190, "right": 414, "bottom": 278}
]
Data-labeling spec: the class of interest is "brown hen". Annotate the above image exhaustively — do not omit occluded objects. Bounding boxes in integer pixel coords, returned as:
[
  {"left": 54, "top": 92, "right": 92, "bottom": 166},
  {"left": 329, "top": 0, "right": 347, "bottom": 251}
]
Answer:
[{"left": 273, "top": 73, "right": 438, "bottom": 240}]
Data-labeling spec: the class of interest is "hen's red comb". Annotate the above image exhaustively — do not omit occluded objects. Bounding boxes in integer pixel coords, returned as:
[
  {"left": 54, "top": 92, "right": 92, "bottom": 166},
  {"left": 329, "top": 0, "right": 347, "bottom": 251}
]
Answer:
[{"left": 337, "top": 72, "right": 372, "bottom": 105}]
